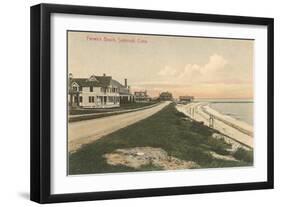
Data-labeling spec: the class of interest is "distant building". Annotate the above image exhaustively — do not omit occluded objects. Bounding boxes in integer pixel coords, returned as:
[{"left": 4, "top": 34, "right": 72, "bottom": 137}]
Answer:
[
  {"left": 68, "top": 74, "right": 133, "bottom": 108},
  {"left": 111, "top": 78, "right": 135, "bottom": 104},
  {"left": 151, "top": 97, "right": 159, "bottom": 101},
  {"left": 179, "top": 95, "right": 194, "bottom": 103},
  {"left": 159, "top": 91, "right": 173, "bottom": 101},
  {"left": 134, "top": 91, "right": 151, "bottom": 102}
]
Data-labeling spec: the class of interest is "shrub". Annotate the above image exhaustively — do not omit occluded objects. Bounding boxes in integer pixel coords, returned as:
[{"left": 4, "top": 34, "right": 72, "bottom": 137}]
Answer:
[
  {"left": 233, "top": 147, "right": 253, "bottom": 163},
  {"left": 206, "top": 137, "right": 231, "bottom": 155},
  {"left": 190, "top": 122, "right": 213, "bottom": 136}
]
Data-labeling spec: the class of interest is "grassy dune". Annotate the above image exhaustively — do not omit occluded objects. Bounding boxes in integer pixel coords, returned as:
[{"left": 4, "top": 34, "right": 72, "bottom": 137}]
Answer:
[{"left": 69, "top": 103, "right": 253, "bottom": 175}]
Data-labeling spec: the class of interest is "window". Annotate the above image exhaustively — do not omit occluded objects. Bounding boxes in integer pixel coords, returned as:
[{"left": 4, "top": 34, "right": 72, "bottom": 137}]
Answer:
[
  {"left": 89, "top": 96, "right": 95, "bottom": 103},
  {"left": 108, "top": 96, "right": 113, "bottom": 102},
  {"left": 73, "top": 86, "right": 78, "bottom": 91},
  {"left": 79, "top": 86, "right": 82, "bottom": 91},
  {"left": 79, "top": 96, "right": 83, "bottom": 103},
  {"left": 90, "top": 86, "right": 93, "bottom": 92}
]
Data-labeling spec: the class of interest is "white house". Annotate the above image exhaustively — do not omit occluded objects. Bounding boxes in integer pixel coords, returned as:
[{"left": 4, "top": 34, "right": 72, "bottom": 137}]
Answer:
[
  {"left": 179, "top": 95, "right": 194, "bottom": 103},
  {"left": 68, "top": 74, "right": 135, "bottom": 108},
  {"left": 68, "top": 74, "right": 120, "bottom": 108},
  {"left": 134, "top": 91, "right": 151, "bottom": 102},
  {"left": 111, "top": 78, "right": 135, "bottom": 104}
]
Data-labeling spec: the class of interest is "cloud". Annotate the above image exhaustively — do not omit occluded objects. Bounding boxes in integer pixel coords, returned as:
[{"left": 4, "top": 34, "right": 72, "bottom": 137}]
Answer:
[
  {"left": 158, "top": 66, "right": 177, "bottom": 76},
  {"left": 203, "top": 54, "right": 228, "bottom": 73},
  {"left": 132, "top": 54, "right": 252, "bottom": 98},
  {"left": 177, "top": 64, "right": 201, "bottom": 81},
  {"left": 155, "top": 54, "right": 252, "bottom": 86},
  {"left": 155, "top": 54, "right": 230, "bottom": 85},
  {"left": 177, "top": 54, "right": 228, "bottom": 83}
]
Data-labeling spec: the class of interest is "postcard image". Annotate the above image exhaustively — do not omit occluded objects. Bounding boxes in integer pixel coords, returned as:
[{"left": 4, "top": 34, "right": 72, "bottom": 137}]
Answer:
[{"left": 67, "top": 31, "right": 254, "bottom": 175}]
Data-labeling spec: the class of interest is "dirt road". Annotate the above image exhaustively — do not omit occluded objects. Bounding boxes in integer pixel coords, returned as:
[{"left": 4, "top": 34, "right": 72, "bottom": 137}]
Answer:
[{"left": 68, "top": 101, "right": 170, "bottom": 153}]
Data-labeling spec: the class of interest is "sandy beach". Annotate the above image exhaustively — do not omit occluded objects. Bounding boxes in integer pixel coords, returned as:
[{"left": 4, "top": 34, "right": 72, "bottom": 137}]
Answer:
[{"left": 176, "top": 102, "right": 253, "bottom": 148}]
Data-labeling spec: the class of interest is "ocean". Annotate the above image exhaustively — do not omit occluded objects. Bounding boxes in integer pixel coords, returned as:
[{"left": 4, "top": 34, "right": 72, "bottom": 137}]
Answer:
[{"left": 195, "top": 99, "right": 254, "bottom": 125}]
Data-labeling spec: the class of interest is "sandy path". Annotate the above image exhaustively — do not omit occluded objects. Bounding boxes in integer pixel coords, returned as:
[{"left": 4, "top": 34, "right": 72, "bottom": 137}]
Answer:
[
  {"left": 176, "top": 103, "right": 253, "bottom": 148},
  {"left": 68, "top": 101, "right": 170, "bottom": 153}
]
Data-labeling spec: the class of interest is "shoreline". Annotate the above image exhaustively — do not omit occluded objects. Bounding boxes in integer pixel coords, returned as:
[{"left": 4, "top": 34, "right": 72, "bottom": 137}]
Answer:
[
  {"left": 176, "top": 102, "right": 253, "bottom": 148},
  {"left": 202, "top": 104, "right": 253, "bottom": 137}
]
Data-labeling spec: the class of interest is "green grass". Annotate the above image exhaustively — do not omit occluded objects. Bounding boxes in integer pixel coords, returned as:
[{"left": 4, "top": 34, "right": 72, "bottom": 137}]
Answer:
[
  {"left": 69, "top": 103, "right": 253, "bottom": 175},
  {"left": 233, "top": 147, "right": 254, "bottom": 163}
]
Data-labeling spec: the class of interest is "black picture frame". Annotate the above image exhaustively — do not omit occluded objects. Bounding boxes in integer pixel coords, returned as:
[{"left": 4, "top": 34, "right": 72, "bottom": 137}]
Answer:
[{"left": 30, "top": 3, "right": 274, "bottom": 204}]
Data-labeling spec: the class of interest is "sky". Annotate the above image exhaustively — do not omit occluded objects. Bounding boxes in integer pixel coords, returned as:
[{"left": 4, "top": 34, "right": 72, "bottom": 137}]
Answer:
[{"left": 68, "top": 31, "right": 254, "bottom": 99}]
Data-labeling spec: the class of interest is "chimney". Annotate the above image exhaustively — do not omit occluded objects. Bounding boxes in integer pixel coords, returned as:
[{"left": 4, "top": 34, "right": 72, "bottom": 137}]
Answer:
[
  {"left": 103, "top": 73, "right": 106, "bottom": 76},
  {"left": 68, "top": 73, "right": 73, "bottom": 89},
  {"left": 124, "top": 78, "right": 127, "bottom": 88}
]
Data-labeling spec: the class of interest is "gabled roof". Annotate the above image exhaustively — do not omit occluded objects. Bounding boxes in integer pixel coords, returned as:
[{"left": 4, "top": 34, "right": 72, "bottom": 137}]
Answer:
[
  {"left": 95, "top": 76, "right": 112, "bottom": 87},
  {"left": 70, "top": 75, "right": 113, "bottom": 88},
  {"left": 70, "top": 78, "right": 100, "bottom": 87},
  {"left": 111, "top": 79, "right": 132, "bottom": 95},
  {"left": 70, "top": 75, "right": 131, "bottom": 95},
  {"left": 111, "top": 79, "right": 123, "bottom": 88}
]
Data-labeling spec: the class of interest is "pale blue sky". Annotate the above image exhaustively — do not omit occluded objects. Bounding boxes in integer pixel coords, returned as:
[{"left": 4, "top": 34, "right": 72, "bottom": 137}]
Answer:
[{"left": 68, "top": 31, "right": 253, "bottom": 98}]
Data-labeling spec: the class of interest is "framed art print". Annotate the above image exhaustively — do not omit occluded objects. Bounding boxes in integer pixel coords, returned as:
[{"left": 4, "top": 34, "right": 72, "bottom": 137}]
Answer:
[{"left": 30, "top": 3, "right": 274, "bottom": 203}]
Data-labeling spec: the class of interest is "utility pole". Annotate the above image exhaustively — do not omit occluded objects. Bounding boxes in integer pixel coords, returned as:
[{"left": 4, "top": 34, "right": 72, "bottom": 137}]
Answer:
[{"left": 209, "top": 115, "right": 214, "bottom": 128}]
